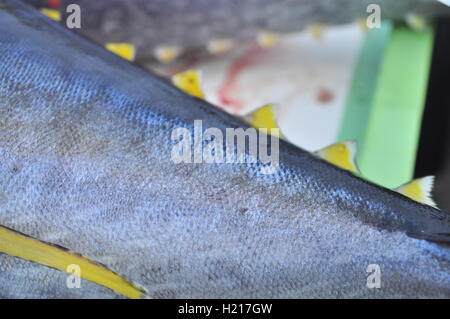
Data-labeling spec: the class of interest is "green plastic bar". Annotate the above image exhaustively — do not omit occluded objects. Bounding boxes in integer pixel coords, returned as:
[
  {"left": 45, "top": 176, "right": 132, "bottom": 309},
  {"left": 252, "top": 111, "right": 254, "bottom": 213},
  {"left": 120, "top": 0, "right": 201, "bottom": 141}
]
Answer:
[
  {"left": 359, "top": 25, "right": 434, "bottom": 189},
  {"left": 338, "top": 22, "right": 393, "bottom": 163}
]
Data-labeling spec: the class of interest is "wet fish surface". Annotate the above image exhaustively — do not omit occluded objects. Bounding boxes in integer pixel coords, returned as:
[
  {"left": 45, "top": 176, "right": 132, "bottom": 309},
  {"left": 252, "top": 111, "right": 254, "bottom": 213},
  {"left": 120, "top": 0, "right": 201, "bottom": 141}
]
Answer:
[{"left": 0, "top": 0, "right": 449, "bottom": 298}]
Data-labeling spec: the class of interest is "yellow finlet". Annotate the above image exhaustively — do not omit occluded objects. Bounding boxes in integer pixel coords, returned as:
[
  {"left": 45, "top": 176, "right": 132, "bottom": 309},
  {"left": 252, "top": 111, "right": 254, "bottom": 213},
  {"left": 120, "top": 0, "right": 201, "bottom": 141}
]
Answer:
[
  {"left": 105, "top": 43, "right": 136, "bottom": 61},
  {"left": 308, "top": 24, "right": 325, "bottom": 40},
  {"left": 244, "top": 104, "right": 281, "bottom": 138},
  {"left": 405, "top": 13, "right": 427, "bottom": 31},
  {"left": 315, "top": 140, "right": 360, "bottom": 174},
  {"left": 395, "top": 176, "right": 438, "bottom": 208},
  {"left": 357, "top": 18, "right": 370, "bottom": 34},
  {"left": 257, "top": 31, "right": 279, "bottom": 48},
  {"left": 172, "top": 70, "right": 205, "bottom": 99},
  {"left": 40, "top": 8, "right": 61, "bottom": 22},
  {"left": 207, "top": 39, "right": 233, "bottom": 55},
  {"left": 154, "top": 46, "right": 181, "bottom": 63},
  {"left": 0, "top": 225, "right": 147, "bottom": 299}
]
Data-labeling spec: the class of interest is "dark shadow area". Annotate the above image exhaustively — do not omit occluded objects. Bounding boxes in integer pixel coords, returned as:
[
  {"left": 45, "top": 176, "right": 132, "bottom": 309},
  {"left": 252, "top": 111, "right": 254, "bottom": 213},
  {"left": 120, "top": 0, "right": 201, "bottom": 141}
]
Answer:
[{"left": 415, "top": 18, "right": 450, "bottom": 211}]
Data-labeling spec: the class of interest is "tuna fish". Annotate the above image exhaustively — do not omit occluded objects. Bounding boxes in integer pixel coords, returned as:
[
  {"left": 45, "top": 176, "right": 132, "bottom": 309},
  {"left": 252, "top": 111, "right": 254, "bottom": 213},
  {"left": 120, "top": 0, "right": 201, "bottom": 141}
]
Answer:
[
  {"left": 0, "top": 0, "right": 449, "bottom": 298},
  {"left": 26, "top": 0, "right": 450, "bottom": 62}
]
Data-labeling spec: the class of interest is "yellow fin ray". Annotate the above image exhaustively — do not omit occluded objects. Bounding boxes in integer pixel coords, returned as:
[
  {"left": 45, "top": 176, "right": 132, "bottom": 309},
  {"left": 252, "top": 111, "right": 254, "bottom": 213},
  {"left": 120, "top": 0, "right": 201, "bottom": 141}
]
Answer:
[
  {"left": 40, "top": 8, "right": 61, "bottom": 22},
  {"left": 172, "top": 70, "right": 205, "bottom": 99},
  {"left": 105, "top": 43, "right": 136, "bottom": 61},
  {"left": 0, "top": 225, "right": 146, "bottom": 299},
  {"left": 315, "top": 140, "right": 360, "bottom": 174},
  {"left": 245, "top": 104, "right": 281, "bottom": 138},
  {"left": 395, "top": 176, "right": 438, "bottom": 208}
]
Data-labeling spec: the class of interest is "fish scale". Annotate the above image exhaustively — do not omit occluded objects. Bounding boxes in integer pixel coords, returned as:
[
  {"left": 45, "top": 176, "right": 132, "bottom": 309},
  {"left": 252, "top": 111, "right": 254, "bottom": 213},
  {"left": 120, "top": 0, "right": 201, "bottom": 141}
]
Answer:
[{"left": 0, "top": 0, "right": 449, "bottom": 298}]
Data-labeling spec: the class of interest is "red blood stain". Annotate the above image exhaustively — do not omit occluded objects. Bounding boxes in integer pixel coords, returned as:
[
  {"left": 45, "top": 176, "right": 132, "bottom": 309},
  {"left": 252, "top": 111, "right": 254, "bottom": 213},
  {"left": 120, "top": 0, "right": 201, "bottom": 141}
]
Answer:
[
  {"left": 48, "top": 0, "right": 61, "bottom": 8},
  {"left": 317, "top": 87, "right": 334, "bottom": 104},
  {"left": 218, "top": 44, "right": 267, "bottom": 112}
]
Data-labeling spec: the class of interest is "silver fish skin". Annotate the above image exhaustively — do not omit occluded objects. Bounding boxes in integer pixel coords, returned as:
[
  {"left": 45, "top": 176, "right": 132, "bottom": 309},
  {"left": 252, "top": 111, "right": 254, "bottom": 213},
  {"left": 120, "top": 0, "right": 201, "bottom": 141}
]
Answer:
[
  {"left": 0, "top": 0, "right": 449, "bottom": 298},
  {"left": 26, "top": 0, "right": 450, "bottom": 61}
]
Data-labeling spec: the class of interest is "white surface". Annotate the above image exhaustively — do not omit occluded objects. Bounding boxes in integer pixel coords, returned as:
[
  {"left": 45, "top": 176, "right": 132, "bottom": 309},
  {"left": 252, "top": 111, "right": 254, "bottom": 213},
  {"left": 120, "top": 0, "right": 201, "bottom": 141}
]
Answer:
[{"left": 155, "top": 23, "right": 365, "bottom": 152}]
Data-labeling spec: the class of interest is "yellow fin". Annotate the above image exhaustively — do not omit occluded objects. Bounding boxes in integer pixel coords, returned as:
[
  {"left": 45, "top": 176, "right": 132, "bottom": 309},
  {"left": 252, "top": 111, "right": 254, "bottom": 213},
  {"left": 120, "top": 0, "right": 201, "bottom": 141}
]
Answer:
[
  {"left": 357, "top": 18, "right": 370, "bottom": 34},
  {"left": 405, "top": 13, "right": 427, "bottom": 31},
  {"left": 315, "top": 140, "right": 360, "bottom": 174},
  {"left": 207, "top": 39, "right": 233, "bottom": 55},
  {"left": 308, "top": 24, "right": 325, "bottom": 40},
  {"left": 395, "top": 176, "right": 438, "bottom": 208},
  {"left": 171, "top": 70, "right": 205, "bottom": 99},
  {"left": 245, "top": 104, "right": 281, "bottom": 138},
  {"left": 154, "top": 46, "right": 181, "bottom": 63},
  {"left": 257, "top": 32, "right": 279, "bottom": 48},
  {"left": 0, "top": 225, "right": 146, "bottom": 299},
  {"left": 40, "top": 8, "right": 61, "bottom": 21},
  {"left": 105, "top": 43, "right": 136, "bottom": 61}
]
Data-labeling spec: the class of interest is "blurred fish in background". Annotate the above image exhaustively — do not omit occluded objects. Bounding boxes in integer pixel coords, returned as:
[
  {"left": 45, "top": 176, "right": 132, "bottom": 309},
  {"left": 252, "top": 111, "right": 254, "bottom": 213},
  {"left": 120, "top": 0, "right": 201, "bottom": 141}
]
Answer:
[{"left": 27, "top": 0, "right": 450, "bottom": 62}]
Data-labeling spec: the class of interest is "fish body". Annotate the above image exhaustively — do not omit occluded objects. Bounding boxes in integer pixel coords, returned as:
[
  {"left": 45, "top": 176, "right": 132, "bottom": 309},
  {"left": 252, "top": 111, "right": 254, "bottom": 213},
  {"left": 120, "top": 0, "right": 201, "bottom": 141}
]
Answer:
[
  {"left": 26, "top": 0, "right": 450, "bottom": 61},
  {"left": 0, "top": 0, "right": 449, "bottom": 298}
]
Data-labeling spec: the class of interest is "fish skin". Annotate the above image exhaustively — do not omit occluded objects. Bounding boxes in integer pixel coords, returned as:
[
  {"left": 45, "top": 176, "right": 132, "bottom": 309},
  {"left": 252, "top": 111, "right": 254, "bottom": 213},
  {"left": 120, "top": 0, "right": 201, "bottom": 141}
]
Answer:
[
  {"left": 0, "top": 255, "right": 123, "bottom": 298},
  {"left": 25, "top": 0, "right": 450, "bottom": 61},
  {"left": 0, "top": 0, "right": 449, "bottom": 298}
]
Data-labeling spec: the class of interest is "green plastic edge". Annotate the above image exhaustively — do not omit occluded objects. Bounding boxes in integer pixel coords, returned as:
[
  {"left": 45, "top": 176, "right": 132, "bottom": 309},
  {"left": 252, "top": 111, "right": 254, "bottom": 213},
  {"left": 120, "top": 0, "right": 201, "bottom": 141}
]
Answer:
[
  {"left": 358, "top": 25, "right": 434, "bottom": 189},
  {"left": 338, "top": 22, "right": 393, "bottom": 161}
]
